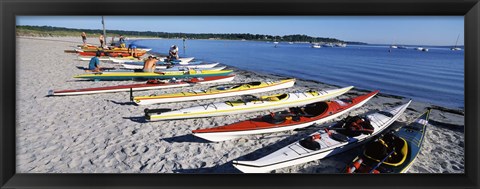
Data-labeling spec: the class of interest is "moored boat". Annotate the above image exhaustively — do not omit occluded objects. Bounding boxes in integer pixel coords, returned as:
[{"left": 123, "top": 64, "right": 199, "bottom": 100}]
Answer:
[
  {"left": 145, "top": 86, "right": 354, "bottom": 121},
  {"left": 192, "top": 90, "right": 378, "bottom": 142},
  {"left": 133, "top": 79, "right": 296, "bottom": 105},
  {"left": 311, "top": 44, "right": 321, "bottom": 48},
  {"left": 344, "top": 109, "right": 430, "bottom": 173},
  {"left": 232, "top": 100, "right": 411, "bottom": 173}
]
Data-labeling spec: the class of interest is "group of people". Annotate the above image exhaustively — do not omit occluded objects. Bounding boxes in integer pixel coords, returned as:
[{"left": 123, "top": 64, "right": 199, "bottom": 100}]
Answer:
[
  {"left": 86, "top": 45, "right": 181, "bottom": 73},
  {"left": 80, "top": 32, "right": 126, "bottom": 49},
  {"left": 141, "top": 45, "right": 179, "bottom": 73},
  {"left": 82, "top": 31, "right": 182, "bottom": 73}
]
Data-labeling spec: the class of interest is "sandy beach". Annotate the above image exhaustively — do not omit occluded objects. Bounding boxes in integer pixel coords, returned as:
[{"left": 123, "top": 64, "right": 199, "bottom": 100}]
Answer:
[{"left": 16, "top": 36, "right": 465, "bottom": 173}]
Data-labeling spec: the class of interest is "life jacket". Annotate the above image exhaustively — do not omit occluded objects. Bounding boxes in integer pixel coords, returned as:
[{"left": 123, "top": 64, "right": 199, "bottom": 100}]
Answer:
[
  {"left": 346, "top": 158, "right": 381, "bottom": 174},
  {"left": 346, "top": 158, "right": 363, "bottom": 173}
]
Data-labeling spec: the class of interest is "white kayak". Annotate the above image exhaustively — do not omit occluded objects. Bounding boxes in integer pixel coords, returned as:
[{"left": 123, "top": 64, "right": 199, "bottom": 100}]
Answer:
[
  {"left": 77, "top": 56, "right": 112, "bottom": 61},
  {"left": 134, "top": 79, "right": 296, "bottom": 105},
  {"left": 145, "top": 86, "right": 354, "bottom": 121},
  {"left": 232, "top": 100, "right": 412, "bottom": 173},
  {"left": 110, "top": 57, "right": 195, "bottom": 64},
  {"left": 121, "top": 63, "right": 222, "bottom": 70}
]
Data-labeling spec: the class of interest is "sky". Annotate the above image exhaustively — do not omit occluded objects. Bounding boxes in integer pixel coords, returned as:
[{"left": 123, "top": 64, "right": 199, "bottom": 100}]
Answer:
[{"left": 16, "top": 16, "right": 464, "bottom": 46}]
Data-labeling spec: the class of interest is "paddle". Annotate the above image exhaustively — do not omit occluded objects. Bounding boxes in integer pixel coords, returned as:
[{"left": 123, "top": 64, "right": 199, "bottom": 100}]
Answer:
[{"left": 368, "top": 147, "right": 396, "bottom": 173}]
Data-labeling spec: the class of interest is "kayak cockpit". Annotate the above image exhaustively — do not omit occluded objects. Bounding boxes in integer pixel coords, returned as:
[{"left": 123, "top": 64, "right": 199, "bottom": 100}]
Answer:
[
  {"left": 330, "top": 116, "right": 375, "bottom": 137},
  {"left": 261, "top": 93, "right": 289, "bottom": 101},
  {"left": 300, "top": 102, "right": 329, "bottom": 117},
  {"left": 299, "top": 133, "right": 322, "bottom": 150},
  {"left": 364, "top": 132, "right": 408, "bottom": 166}
]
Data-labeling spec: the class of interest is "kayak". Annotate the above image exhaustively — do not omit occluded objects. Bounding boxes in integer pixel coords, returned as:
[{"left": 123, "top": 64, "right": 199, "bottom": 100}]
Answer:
[
  {"left": 232, "top": 100, "right": 411, "bottom": 173},
  {"left": 344, "top": 109, "right": 430, "bottom": 174},
  {"left": 121, "top": 61, "right": 206, "bottom": 69},
  {"left": 110, "top": 57, "right": 195, "bottom": 64},
  {"left": 121, "top": 63, "right": 220, "bottom": 70},
  {"left": 145, "top": 86, "right": 354, "bottom": 121},
  {"left": 75, "top": 47, "right": 151, "bottom": 52},
  {"left": 192, "top": 90, "right": 378, "bottom": 142},
  {"left": 48, "top": 75, "right": 235, "bottom": 96},
  {"left": 121, "top": 60, "right": 203, "bottom": 66},
  {"left": 78, "top": 51, "right": 147, "bottom": 57},
  {"left": 134, "top": 79, "right": 296, "bottom": 105},
  {"left": 77, "top": 56, "right": 113, "bottom": 61},
  {"left": 73, "top": 69, "right": 234, "bottom": 81},
  {"left": 75, "top": 48, "right": 148, "bottom": 54},
  {"left": 111, "top": 66, "right": 226, "bottom": 72}
]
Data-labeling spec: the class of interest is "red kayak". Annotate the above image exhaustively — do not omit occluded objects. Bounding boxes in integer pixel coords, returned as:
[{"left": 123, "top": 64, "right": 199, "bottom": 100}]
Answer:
[
  {"left": 48, "top": 75, "right": 235, "bottom": 96},
  {"left": 78, "top": 51, "right": 146, "bottom": 57},
  {"left": 192, "top": 90, "right": 379, "bottom": 142}
]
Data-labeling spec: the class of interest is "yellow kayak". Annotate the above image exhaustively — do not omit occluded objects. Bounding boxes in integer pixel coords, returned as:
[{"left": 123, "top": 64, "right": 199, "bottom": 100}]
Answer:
[{"left": 133, "top": 79, "right": 296, "bottom": 105}]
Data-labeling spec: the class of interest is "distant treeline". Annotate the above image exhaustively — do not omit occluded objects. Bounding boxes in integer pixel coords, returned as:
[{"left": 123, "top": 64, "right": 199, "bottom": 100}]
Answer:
[{"left": 16, "top": 25, "right": 367, "bottom": 44}]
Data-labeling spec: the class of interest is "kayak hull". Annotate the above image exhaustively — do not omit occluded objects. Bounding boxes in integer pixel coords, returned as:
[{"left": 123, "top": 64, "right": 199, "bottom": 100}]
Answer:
[
  {"left": 134, "top": 79, "right": 296, "bottom": 105},
  {"left": 73, "top": 70, "right": 234, "bottom": 81},
  {"left": 78, "top": 51, "right": 146, "bottom": 57},
  {"left": 192, "top": 91, "right": 378, "bottom": 142},
  {"left": 232, "top": 100, "right": 411, "bottom": 173},
  {"left": 110, "top": 57, "right": 194, "bottom": 64},
  {"left": 116, "top": 65, "right": 225, "bottom": 72},
  {"left": 77, "top": 56, "right": 112, "bottom": 61},
  {"left": 49, "top": 75, "right": 235, "bottom": 96},
  {"left": 121, "top": 63, "right": 220, "bottom": 70},
  {"left": 146, "top": 86, "right": 354, "bottom": 121}
]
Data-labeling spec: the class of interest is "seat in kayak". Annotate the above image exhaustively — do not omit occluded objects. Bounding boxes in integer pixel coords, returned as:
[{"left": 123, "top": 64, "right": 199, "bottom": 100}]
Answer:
[
  {"left": 301, "top": 102, "right": 329, "bottom": 116},
  {"left": 299, "top": 134, "right": 322, "bottom": 151},
  {"left": 332, "top": 116, "right": 375, "bottom": 137},
  {"left": 262, "top": 111, "right": 289, "bottom": 124},
  {"left": 364, "top": 132, "right": 408, "bottom": 166},
  {"left": 261, "top": 93, "right": 289, "bottom": 101}
]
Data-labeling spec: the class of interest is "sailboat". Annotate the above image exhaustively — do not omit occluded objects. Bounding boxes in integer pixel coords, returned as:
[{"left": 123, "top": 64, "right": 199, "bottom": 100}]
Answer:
[{"left": 451, "top": 34, "right": 462, "bottom": 51}]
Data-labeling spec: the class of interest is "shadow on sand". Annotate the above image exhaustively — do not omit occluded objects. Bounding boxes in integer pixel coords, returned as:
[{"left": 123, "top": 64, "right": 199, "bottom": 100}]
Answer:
[
  {"left": 172, "top": 161, "right": 241, "bottom": 173},
  {"left": 162, "top": 134, "right": 211, "bottom": 143},
  {"left": 123, "top": 116, "right": 148, "bottom": 123},
  {"left": 109, "top": 100, "right": 136, "bottom": 106}
]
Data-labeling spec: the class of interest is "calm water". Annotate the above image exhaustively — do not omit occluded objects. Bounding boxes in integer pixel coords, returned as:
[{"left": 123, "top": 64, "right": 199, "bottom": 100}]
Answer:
[{"left": 130, "top": 39, "right": 464, "bottom": 109}]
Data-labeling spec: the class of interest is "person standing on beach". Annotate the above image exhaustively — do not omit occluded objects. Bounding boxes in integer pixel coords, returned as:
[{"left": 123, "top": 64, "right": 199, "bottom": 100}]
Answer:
[
  {"left": 119, "top": 35, "right": 126, "bottom": 48},
  {"left": 81, "top": 32, "right": 87, "bottom": 46},
  {"left": 86, "top": 51, "right": 103, "bottom": 72},
  {"left": 99, "top": 35, "right": 105, "bottom": 48},
  {"left": 168, "top": 45, "right": 179, "bottom": 60},
  {"left": 110, "top": 36, "right": 116, "bottom": 46},
  {"left": 128, "top": 44, "right": 138, "bottom": 57},
  {"left": 143, "top": 56, "right": 159, "bottom": 72}
]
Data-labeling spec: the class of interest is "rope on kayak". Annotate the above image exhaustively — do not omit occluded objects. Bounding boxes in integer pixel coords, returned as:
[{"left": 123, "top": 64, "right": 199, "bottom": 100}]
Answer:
[{"left": 368, "top": 147, "right": 396, "bottom": 173}]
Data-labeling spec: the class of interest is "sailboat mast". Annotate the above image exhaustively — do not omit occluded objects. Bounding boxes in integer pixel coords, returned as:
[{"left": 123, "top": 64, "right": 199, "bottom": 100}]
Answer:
[
  {"left": 454, "top": 34, "right": 460, "bottom": 48},
  {"left": 102, "top": 16, "right": 107, "bottom": 45}
]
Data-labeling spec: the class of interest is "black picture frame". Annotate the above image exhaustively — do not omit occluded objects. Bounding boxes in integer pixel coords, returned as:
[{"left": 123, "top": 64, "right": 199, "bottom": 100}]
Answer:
[{"left": 1, "top": 0, "right": 479, "bottom": 188}]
